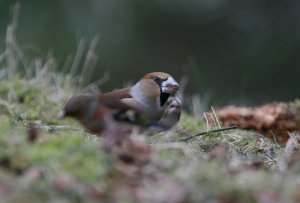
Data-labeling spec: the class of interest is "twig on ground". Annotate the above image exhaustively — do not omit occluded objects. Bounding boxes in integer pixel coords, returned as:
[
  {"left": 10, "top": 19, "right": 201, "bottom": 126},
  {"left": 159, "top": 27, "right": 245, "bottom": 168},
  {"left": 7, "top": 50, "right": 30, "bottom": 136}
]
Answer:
[{"left": 182, "top": 125, "right": 238, "bottom": 141}]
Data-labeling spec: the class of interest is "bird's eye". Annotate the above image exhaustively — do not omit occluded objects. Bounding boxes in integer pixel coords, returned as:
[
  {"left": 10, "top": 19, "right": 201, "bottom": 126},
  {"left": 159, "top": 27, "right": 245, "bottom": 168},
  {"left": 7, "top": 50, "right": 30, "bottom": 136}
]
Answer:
[{"left": 153, "top": 77, "right": 161, "bottom": 83}]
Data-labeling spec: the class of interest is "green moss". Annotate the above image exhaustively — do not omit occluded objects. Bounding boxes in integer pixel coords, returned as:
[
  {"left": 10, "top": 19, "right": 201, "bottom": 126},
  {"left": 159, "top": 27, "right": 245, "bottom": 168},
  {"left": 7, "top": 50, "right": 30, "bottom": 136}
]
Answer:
[{"left": 179, "top": 112, "right": 205, "bottom": 133}]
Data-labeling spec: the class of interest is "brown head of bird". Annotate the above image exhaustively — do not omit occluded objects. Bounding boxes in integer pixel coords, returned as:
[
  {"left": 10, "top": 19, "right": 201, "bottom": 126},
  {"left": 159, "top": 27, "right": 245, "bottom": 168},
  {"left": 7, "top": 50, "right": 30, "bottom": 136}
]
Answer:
[
  {"left": 127, "top": 72, "right": 179, "bottom": 118},
  {"left": 61, "top": 95, "right": 113, "bottom": 134}
]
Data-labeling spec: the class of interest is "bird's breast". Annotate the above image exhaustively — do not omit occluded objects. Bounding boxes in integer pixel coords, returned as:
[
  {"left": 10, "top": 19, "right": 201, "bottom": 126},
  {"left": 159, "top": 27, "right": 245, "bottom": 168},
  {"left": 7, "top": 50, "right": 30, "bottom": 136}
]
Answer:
[{"left": 128, "top": 82, "right": 162, "bottom": 112}]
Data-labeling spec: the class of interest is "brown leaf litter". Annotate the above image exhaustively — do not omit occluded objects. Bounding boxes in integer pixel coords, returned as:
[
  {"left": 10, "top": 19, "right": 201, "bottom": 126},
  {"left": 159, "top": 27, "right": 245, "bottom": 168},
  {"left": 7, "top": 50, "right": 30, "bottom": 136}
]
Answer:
[{"left": 216, "top": 102, "right": 300, "bottom": 143}]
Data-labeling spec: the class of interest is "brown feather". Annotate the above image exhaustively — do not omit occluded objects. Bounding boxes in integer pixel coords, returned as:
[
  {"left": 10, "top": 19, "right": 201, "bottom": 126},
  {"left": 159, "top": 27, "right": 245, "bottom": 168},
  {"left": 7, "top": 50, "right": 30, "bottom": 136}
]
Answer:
[
  {"left": 141, "top": 72, "right": 170, "bottom": 80},
  {"left": 98, "top": 87, "right": 132, "bottom": 110}
]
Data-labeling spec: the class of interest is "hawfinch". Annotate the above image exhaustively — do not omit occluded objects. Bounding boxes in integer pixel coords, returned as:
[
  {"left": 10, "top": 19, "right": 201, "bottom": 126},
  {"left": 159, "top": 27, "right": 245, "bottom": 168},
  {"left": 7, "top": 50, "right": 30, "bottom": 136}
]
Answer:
[
  {"left": 97, "top": 72, "right": 180, "bottom": 127},
  {"left": 156, "top": 96, "right": 181, "bottom": 130},
  {"left": 62, "top": 95, "right": 114, "bottom": 134},
  {"left": 61, "top": 95, "right": 128, "bottom": 151}
]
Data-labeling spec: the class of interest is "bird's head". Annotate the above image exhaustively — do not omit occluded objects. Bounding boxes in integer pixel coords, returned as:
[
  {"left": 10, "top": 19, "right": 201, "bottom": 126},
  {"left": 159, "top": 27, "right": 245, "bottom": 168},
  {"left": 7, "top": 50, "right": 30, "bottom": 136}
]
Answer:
[
  {"left": 141, "top": 72, "right": 180, "bottom": 95},
  {"left": 165, "top": 97, "right": 182, "bottom": 114},
  {"left": 131, "top": 72, "right": 180, "bottom": 109},
  {"left": 61, "top": 95, "right": 101, "bottom": 120},
  {"left": 61, "top": 95, "right": 115, "bottom": 134}
]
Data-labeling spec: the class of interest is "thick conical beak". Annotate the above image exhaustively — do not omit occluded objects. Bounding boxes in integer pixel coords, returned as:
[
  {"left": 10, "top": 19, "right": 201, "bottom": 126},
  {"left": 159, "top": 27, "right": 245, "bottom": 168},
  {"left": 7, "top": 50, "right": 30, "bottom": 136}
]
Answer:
[{"left": 161, "top": 77, "right": 180, "bottom": 94}]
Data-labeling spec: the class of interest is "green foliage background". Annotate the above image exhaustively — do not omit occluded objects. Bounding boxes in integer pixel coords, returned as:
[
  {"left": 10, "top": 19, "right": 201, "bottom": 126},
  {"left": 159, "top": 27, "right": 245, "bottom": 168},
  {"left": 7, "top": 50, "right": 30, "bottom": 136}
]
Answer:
[{"left": 0, "top": 0, "right": 299, "bottom": 105}]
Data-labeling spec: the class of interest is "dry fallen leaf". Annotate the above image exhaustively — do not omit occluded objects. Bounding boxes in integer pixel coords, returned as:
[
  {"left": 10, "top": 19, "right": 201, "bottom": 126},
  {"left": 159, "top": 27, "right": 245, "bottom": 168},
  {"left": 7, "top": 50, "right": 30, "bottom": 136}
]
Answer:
[{"left": 216, "top": 103, "right": 300, "bottom": 142}]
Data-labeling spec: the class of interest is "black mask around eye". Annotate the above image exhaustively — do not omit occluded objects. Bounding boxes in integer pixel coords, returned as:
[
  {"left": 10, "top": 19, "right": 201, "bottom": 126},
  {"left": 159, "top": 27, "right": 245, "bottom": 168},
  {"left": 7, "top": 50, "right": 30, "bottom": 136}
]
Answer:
[{"left": 153, "top": 77, "right": 162, "bottom": 86}]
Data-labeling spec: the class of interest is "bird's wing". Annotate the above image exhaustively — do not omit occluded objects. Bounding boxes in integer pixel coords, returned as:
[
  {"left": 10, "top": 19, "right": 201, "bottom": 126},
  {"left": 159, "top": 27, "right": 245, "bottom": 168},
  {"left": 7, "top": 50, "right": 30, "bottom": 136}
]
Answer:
[
  {"left": 98, "top": 87, "right": 133, "bottom": 110},
  {"left": 98, "top": 87, "right": 151, "bottom": 125}
]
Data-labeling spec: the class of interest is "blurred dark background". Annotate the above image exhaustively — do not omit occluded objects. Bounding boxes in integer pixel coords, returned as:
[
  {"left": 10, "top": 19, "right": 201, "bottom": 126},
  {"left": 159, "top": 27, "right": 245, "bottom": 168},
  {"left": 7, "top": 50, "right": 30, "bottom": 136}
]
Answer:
[{"left": 1, "top": 0, "right": 299, "bottom": 107}]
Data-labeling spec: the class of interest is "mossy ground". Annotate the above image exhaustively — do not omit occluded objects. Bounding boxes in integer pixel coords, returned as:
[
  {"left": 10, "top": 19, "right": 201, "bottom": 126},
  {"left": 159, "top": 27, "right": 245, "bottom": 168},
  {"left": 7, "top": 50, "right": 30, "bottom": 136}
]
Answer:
[{"left": 0, "top": 71, "right": 300, "bottom": 203}]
